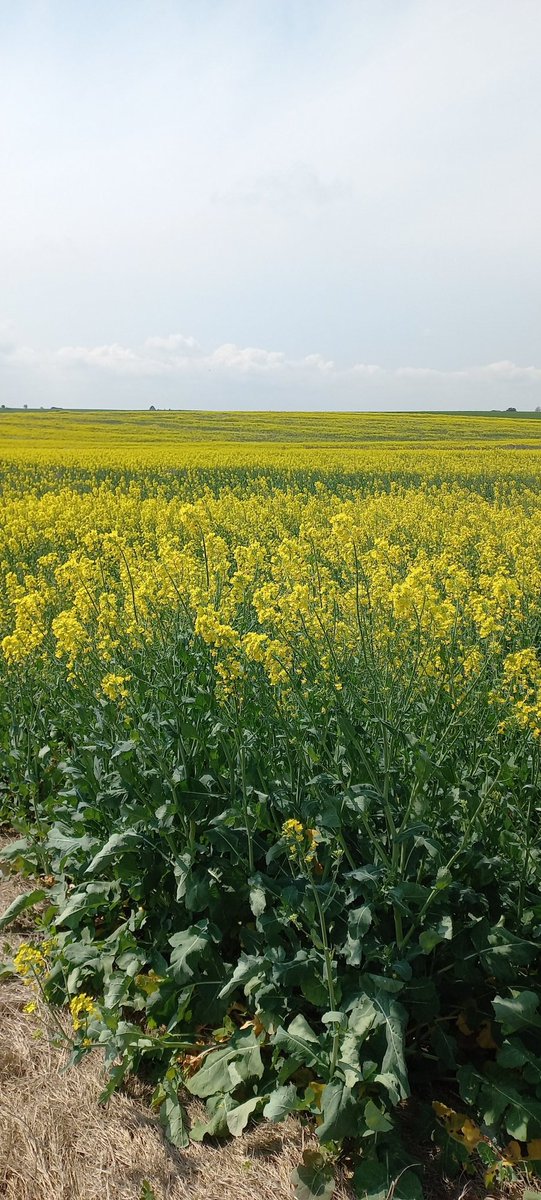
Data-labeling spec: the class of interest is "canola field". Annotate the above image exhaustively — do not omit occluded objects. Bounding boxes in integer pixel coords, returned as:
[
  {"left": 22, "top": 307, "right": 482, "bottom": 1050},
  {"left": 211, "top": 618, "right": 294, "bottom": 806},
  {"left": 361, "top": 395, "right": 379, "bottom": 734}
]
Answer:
[{"left": 1, "top": 410, "right": 541, "bottom": 1195}]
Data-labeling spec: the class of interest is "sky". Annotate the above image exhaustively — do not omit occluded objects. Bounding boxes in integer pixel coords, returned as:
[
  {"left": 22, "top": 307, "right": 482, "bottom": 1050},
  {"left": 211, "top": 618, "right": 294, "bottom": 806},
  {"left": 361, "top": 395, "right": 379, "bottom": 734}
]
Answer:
[{"left": 1, "top": 0, "right": 541, "bottom": 411}]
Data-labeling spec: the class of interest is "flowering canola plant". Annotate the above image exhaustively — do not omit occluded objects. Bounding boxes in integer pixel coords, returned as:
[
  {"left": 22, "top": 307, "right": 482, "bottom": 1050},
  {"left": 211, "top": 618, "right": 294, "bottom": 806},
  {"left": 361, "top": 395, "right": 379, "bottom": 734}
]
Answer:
[{"left": 1, "top": 410, "right": 541, "bottom": 1194}]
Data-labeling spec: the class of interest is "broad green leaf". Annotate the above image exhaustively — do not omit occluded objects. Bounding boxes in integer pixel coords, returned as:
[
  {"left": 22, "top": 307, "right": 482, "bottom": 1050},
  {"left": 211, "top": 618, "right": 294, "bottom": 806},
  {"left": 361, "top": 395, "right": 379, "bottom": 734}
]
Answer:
[
  {"left": 347, "top": 995, "right": 380, "bottom": 1038},
  {"left": 248, "top": 873, "right": 267, "bottom": 917},
  {"left": 227, "top": 1035, "right": 264, "bottom": 1087},
  {"left": 103, "top": 971, "right": 131, "bottom": 1009},
  {"left": 187, "top": 1031, "right": 263, "bottom": 1098},
  {"left": 0, "top": 888, "right": 47, "bottom": 931},
  {"left": 190, "top": 1093, "right": 236, "bottom": 1140},
  {"left": 352, "top": 1161, "right": 389, "bottom": 1200},
  {"left": 374, "top": 1073, "right": 401, "bottom": 1105},
  {"left": 291, "top": 1150, "right": 335, "bottom": 1200},
  {"left": 419, "top": 914, "right": 452, "bottom": 954},
  {"left": 338, "top": 1033, "right": 364, "bottom": 1087},
  {"left": 372, "top": 990, "right": 409, "bottom": 1100},
  {"left": 169, "top": 921, "right": 211, "bottom": 984},
  {"left": 47, "top": 828, "right": 97, "bottom": 858},
  {"left": 226, "top": 1095, "right": 261, "bottom": 1136},
  {"left": 274, "top": 1016, "right": 325, "bottom": 1070},
  {"left": 159, "top": 1078, "right": 189, "bottom": 1148},
  {"left": 317, "top": 1081, "right": 359, "bottom": 1142},
  {"left": 56, "top": 882, "right": 115, "bottom": 923},
  {"left": 498, "top": 1038, "right": 541, "bottom": 1082},
  {"left": 282, "top": 1014, "right": 319, "bottom": 1042},
  {"left": 493, "top": 990, "right": 541, "bottom": 1034},
  {"left": 218, "top": 952, "right": 263, "bottom": 1000},
  {"left": 263, "top": 1083, "right": 299, "bottom": 1121},
  {"left": 186, "top": 1044, "right": 238, "bottom": 1097},
  {"left": 0, "top": 837, "right": 28, "bottom": 858},
  {"left": 364, "top": 1099, "right": 393, "bottom": 1133},
  {"left": 85, "top": 830, "right": 141, "bottom": 874},
  {"left": 344, "top": 905, "right": 372, "bottom": 966},
  {"left": 172, "top": 852, "right": 192, "bottom": 900},
  {"left": 430, "top": 1025, "right": 456, "bottom": 1071},
  {"left": 353, "top": 1159, "right": 423, "bottom": 1200},
  {"left": 505, "top": 1097, "right": 541, "bottom": 1141}
]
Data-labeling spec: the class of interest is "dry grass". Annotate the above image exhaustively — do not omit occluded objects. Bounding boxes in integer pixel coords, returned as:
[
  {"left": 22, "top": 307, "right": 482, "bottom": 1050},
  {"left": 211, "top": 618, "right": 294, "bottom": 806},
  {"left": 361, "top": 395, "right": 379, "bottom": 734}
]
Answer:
[{"left": 0, "top": 856, "right": 534, "bottom": 1200}]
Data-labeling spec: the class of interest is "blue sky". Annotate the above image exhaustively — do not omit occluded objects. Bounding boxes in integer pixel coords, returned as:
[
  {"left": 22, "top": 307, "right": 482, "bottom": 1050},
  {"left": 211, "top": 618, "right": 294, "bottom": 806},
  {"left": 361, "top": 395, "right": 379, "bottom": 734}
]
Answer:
[{"left": 1, "top": 0, "right": 541, "bottom": 409}]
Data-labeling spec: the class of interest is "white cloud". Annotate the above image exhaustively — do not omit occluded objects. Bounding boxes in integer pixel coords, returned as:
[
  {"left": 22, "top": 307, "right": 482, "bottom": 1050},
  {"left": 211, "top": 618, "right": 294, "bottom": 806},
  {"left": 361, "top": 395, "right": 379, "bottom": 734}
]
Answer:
[
  {"left": 55, "top": 343, "right": 145, "bottom": 374},
  {"left": 144, "top": 334, "right": 201, "bottom": 355},
  {"left": 1, "top": 327, "right": 540, "bottom": 410}
]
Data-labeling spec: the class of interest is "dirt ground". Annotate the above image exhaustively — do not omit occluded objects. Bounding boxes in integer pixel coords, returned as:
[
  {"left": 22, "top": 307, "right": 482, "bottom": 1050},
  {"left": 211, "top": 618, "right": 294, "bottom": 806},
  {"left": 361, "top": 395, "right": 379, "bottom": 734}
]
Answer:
[{"left": 0, "top": 856, "right": 532, "bottom": 1200}]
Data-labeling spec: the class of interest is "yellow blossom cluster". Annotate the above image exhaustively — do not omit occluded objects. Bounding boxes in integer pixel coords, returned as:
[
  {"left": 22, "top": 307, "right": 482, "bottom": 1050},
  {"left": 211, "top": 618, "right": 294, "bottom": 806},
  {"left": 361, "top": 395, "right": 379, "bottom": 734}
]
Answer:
[
  {"left": 494, "top": 646, "right": 541, "bottom": 735},
  {"left": 282, "top": 819, "right": 318, "bottom": 865},
  {"left": 13, "top": 939, "right": 56, "bottom": 1015},
  {"left": 101, "top": 671, "right": 132, "bottom": 702},
  {"left": 69, "top": 992, "right": 98, "bottom": 1031},
  {"left": 13, "top": 942, "right": 49, "bottom": 979}
]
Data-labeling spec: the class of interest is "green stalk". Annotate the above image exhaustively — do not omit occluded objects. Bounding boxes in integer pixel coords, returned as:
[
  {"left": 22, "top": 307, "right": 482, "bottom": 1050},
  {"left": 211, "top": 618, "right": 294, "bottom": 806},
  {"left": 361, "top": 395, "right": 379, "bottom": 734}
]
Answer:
[
  {"left": 518, "top": 743, "right": 539, "bottom": 923},
  {"left": 312, "top": 884, "right": 340, "bottom": 1079}
]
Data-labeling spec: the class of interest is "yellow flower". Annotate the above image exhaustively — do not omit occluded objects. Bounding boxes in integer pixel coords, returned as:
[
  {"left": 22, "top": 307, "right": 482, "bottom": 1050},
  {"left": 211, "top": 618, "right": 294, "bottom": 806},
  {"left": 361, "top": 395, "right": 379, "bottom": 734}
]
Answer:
[
  {"left": 69, "top": 992, "right": 98, "bottom": 1031},
  {"left": 101, "top": 671, "right": 132, "bottom": 701},
  {"left": 282, "top": 820, "right": 318, "bottom": 865},
  {"left": 13, "top": 943, "right": 48, "bottom": 980}
]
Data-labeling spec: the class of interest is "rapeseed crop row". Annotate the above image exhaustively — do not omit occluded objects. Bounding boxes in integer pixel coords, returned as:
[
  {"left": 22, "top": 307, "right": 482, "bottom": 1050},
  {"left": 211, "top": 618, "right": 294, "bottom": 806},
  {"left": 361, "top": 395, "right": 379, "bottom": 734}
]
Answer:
[{"left": 1, "top": 412, "right": 540, "bottom": 1197}]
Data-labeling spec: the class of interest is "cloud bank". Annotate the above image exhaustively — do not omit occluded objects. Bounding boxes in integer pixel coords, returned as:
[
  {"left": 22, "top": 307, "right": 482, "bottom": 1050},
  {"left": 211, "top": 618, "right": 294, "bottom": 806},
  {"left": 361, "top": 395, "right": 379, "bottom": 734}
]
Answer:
[{"left": 1, "top": 327, "right": 540, "bottom": 411}]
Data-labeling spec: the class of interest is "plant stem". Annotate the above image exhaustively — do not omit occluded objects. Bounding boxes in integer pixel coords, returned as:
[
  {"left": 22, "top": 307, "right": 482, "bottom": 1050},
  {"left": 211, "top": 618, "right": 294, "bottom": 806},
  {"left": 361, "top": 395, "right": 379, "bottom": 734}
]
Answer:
[{"left": 312, "top": 884, "right": 340, "bottom": 1078}]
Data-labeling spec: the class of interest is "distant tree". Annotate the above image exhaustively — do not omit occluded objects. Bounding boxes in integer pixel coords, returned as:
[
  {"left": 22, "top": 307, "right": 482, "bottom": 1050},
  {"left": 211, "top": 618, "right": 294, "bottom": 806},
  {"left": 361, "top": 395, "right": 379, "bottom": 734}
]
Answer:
[
  {"left": 505, "top": 407, "right": 517, "bottom": 412},
  {"left": 149, "top": 405, "right": 156, "bottom": 411},
  {"left": 536, "top": 405, "right": 541, "bottom": 412}
]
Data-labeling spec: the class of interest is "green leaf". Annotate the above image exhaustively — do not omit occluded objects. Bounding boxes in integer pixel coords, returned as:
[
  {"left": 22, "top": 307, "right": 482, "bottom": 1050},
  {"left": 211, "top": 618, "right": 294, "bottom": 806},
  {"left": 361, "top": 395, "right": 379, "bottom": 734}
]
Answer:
[
  {"left": 85, "top": 830, "right": 141, "bottom": 874},
  {"left": 273, "top": 1015, "right": 325, "bottom": 1070},
  {"left": 172, "top": 852, "right": 192, "bottom": 900},
  {"left": 186, "top": 1031, "right": 263, "bottom": 1098},
  {"left": 291, "top": 1150, "right": 335, "bottom": 1200},
  {"left": 352, "top": 1161, "right": 389, "bottom": 1200},
  {"left": 226, "top": 1095, "right": 261, "bottom": 1136},
  {"left": 47, "top": 827, "right": 97, "bottom": 859},
  {"left": 419, "top": 915, "right": 453, "bottom": 954},
  {"left": 344, "top": 905, "right": 372, "bottom": 966},
  {"left": 497, "top": 1037, "right": 541, "bottom": 1082},
  {"left": 263, "top": 1083, "right": 299, "bottom": 1121},
  {"left": 353, "top": 1159, "right": 423, "bottom": 1200},
  {"left": 364, "top": 1099, "right": 393, "bottom": 1133},
  {"left": 493, "top": 990, "right": 541, "bottom": 1034},
  {"left": 317, "top": 1081, "right": 359, "bottom": 1142},
  {"left": 347, "top": 995, "right": 381, "bottom": 1038},
  {"left": 169, "top": 921, "right": 211, "bottom": 984},
  {"left": 372, "top": 990, "right": 409, "bottom": 1101},
  {"left": 56, "top": 882, "right": 115, "bottom": 924},
  {"left": 505, "top": 1096, "right": 541, "bottom": 1141},
  {"left": 190, "top": 1093, "right": 237, "bottom": 1140},
  {"left": 0, "top": 888, "right": 47, "bottom": 931},
  {"left": 186, "top": 1045, "right": 238, "bottom": 1097},
  {"left": 484, "top": 927, "right": 538, "bottom": 976},
  {"left": 248, "top": 874, "right": 267, "bottom": 917},
  {"left": 139, "top": 1183, "right": 157, "bottom": 1200},
  {"left": 218, "top": 952, "right": 263, "bottom": 1000},
  {"left": 0, "top": 838, "right": 29, "bottom": 863},
  {"left": 159, "top": 1078, "right": 189, "bottom": 1148}
]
